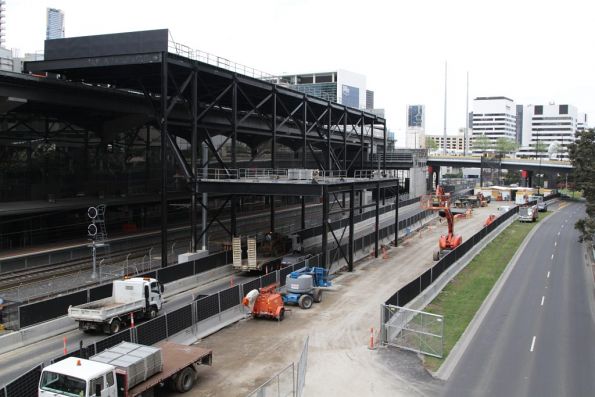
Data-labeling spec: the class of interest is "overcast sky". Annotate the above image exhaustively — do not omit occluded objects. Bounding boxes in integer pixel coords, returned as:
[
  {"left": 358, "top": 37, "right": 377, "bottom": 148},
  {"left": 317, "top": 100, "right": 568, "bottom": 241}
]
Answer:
[{"left": 4, "top": 0, "right": 594, "bottom": 143}]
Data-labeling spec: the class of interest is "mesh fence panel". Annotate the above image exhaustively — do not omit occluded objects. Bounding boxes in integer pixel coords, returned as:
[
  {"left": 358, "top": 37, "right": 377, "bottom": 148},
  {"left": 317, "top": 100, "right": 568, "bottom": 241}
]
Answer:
[
  {"left": 196, "top": 294, "right": 220, "bottom": 322},
  {"left": 5, "top": 364, "right": 42, "bottom": 397},
  {"left": 166, "top": 305, "right": 192, "bottom": 336},
  {"left": 219, "top": 286, "right": 240, "bottom": 312},
  {"left": 136, "top": 315, "right": 167, "bottom": 346},
  {"left": 95, "top": 329, "right": 132, "bottom": 352}
]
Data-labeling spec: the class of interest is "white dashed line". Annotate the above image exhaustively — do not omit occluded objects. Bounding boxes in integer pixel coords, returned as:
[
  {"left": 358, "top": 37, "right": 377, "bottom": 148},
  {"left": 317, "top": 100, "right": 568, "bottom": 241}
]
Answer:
[
  {"left": 551, "top": 254, "right": 554, "bottom": 260},
  {"left": 554, "top": 241, "right": 557, "bottom": 247},
  {"left": 558, "top": 232, "right": 560, "bottom": 236},
  {"left": 541, "top": 296, "right": 545, "bottom": 306},
  {"left": 547, "top": 271, "right": 550, "bottom": 278},
  {"left": 530, "top": 336, "right": 536, "bottom": 352}
]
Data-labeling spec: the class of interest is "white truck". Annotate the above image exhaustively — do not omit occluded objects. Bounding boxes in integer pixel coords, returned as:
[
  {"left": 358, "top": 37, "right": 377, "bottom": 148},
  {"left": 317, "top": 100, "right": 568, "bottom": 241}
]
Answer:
[
  {"left": 518, "top": 205, "right": 538, "bottom": 222},
  {"left": 529, "top": 195, "right": 548, "bottom": 212},
  {"left": 68, "top": 278, "right": 163, "bottom": 335},
  {"left": 38, "top": 341, "right": 212, "bottom": 397}
]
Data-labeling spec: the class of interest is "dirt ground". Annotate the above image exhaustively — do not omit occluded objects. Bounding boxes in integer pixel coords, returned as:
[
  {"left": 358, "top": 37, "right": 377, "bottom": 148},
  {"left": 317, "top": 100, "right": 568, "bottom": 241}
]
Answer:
[{"left": 172, "top": 202, "right": 504, "bottom": 397}]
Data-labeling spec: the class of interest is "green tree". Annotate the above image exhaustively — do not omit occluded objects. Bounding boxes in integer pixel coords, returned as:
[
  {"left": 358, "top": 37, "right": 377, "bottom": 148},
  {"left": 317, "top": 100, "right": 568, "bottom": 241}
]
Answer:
[
  {"left": 533, "top": 141, "right": 548, "bottom": 158},
  {"left": 473, "top": 135, "right": 492, "bottom": 153},
  {"left": 567, "top": 128, "right": 595, "bottom": 241},
  {"left": 495, "top": 138, "right": 519, "bottom": 158},
  {"left": 425, "top": 137, "right": 438, "bottom": 151}
]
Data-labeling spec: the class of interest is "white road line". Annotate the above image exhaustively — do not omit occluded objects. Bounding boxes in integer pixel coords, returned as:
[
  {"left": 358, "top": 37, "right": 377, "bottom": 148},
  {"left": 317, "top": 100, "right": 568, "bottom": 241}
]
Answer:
[
  {"left": 541, "top": 296, "right": 545, "bottom": 306},
  {"left": 530, "top": 336, "right": 536, "bottom": 352},
  {"left": 547, "top": 271, "right": 550, "bottom": 278},
  {"left": 558, "top": 232, "right": 560, "bottom": 236},
  {"left": 551, "top": 254, "right": 554, "bottom": 260},
  {"left": 554, "top": 241, "right": 557, "bottom": 247}
]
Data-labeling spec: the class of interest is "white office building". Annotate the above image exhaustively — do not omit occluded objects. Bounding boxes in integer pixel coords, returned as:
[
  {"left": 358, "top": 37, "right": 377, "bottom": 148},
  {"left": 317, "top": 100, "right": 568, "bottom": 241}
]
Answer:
[
  {"left": 471, "top": 97, "right": 517, "bottom": 153},
  {"left": 517, "top": 103, "right": 579, "bottom": 160},
  {"left": 405, "top": 105, "right": 426, "bottom": 149},
  {"left": 46, "top": 8, "right": 65, "bottom": 40},
  {"left": 0, "top": 0, "right": 6, "bottom": 47}
]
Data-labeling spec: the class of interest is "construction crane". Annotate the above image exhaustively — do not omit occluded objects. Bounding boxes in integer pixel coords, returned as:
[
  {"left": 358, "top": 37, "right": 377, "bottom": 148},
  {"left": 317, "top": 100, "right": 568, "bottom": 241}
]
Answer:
[{"left": 422, "top": 185, "right": 463, "bottom": 261}]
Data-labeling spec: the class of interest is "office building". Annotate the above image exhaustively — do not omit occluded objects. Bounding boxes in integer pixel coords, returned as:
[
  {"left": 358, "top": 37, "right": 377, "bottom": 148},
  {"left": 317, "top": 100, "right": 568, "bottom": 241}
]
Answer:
[
  {"left": 471, "top": 96, "right": 517, "bottom": 153},
  {"left": 405, "top": 104, "right": 426, "bottom": 149},
  {"left": 0, "top": 0, "right": 6, "bottom": 47},
  {"left": 517, "top": 103, "right": 579, "bottom": 160},
  {"left": 426, "top": 131, "right": 469, "bottom": 154},
  {"left": 46, "top": 8, "right": 65, "bottom": 40},
  {"left": 577, "top": 112, "right": 589, "bottom": 132},
  {"left": 276, "top": 69, "right": 370, "bottom": 110}
]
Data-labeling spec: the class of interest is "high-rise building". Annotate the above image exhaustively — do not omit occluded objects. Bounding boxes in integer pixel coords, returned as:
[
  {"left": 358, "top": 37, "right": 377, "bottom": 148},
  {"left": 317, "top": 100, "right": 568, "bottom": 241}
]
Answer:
[
  {"left": 426, "top": 130, "right": 469, "bottom": 153},
  {"left": 46, "top": 8, "right": 65, "bottom": 40},
  {"left": 275, "top": 69, "right": 370, "bottom": 110},
  {"left": 0, "top": 0, "right": 6, "bottom": 48},
  {"left": 405, "top": 104, "right": 426, "bottom": 149},
  {"left": 471, "top": 97, "right": 517, "bottom": 153},
  {"left": 517, "top": 103, "right": 579, "bottom": 160},
  {"left": 577, "top": 112, "right": 589, "bottom": 132}
]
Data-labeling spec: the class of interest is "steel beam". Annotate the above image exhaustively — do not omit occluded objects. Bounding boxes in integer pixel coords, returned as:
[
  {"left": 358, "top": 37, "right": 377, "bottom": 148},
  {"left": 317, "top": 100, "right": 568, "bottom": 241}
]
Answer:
[
  {"left": 375, "top": 182, "right": 380, "bottom": 259},
  {"left": 231, "top": 76, "right": 238, "bottom": 237},
  {"left": 321, "top": 186, "right": 329, "bottom": 269},
  {"left": 349, "top": 184, "right": 355, "bottom": 272},
  {"left": 160, "top": 53, "right": 168, "bottom": 267},
  {"left": 394, "top": 187, "right": 399, "bottom": 247},
  {"left": 191, "top": 70, "right": 198, "bottom": 252}
]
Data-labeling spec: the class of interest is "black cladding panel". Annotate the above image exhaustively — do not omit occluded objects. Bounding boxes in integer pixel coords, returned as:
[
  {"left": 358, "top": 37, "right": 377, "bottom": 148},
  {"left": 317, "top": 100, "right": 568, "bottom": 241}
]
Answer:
[{"left": 44, "top": 29, "right": 169, "bottom": 60}]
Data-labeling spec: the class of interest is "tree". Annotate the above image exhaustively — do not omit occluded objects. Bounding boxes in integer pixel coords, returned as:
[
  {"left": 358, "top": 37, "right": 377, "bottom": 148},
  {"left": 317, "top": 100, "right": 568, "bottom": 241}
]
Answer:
[
  {"left": 567, "top": 128, "right": 595, "bottom": 241},
  {"left": 473, "top": 135, "right": 492, "bottom": 153},
  {"left": 425, "top": 137, "right": 438, "bottom": 151},
  {"left": 533, "top": 141, "right": 548, "bottom": 159},
  {"left": 495, "top": 138, "right": 519, "bottom": 158}
]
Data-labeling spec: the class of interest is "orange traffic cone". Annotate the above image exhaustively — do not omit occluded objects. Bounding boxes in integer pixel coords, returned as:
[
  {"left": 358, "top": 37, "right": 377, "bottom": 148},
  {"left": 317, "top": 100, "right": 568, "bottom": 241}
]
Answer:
[{"left": 368, "top": 327, "right": 375, "bottom": 350}]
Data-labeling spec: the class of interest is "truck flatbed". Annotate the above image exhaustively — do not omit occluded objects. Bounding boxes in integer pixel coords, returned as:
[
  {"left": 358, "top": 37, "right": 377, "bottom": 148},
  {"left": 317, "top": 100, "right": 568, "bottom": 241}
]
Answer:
[{"left": 128, "top": 342, "right": 212, "bottom": 396}]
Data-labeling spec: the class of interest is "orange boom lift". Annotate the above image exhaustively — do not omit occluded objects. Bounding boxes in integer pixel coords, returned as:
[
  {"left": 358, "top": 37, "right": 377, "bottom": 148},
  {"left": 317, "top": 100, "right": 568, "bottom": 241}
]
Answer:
[{"left": 422, "top": 185, "right": 463, "bottom": 261}]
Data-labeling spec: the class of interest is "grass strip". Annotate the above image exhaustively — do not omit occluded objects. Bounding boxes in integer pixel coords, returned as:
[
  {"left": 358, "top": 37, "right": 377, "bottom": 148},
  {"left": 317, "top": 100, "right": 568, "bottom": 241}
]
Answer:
[{"left": 423, "top": 211, "right": 551, "bottom": 372}]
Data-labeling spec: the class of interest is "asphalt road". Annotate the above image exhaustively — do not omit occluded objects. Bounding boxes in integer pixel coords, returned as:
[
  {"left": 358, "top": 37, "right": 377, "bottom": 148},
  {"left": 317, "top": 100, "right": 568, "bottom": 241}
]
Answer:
[{"left": 442, "top": 201, "right": 595, "bottom": 397}]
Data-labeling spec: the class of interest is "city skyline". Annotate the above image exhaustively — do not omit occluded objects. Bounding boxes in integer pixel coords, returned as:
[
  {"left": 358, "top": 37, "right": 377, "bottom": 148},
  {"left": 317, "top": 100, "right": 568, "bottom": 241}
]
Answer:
[{"left": 2, "top": 0, "right": 593, "bottom": 143}]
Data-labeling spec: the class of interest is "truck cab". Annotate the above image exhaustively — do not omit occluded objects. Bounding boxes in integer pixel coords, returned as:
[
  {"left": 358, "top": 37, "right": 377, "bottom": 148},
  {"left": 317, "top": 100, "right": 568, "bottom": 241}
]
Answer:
[{"left": 39, "top": 357, "right": 117, "bottom": 397}]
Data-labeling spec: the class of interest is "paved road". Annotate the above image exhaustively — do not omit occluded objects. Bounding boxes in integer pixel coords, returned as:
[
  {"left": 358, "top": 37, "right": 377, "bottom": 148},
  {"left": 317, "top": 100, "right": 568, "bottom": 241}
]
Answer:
[{"left": 442, "top": 201, "right": 595, "bottom": 397}]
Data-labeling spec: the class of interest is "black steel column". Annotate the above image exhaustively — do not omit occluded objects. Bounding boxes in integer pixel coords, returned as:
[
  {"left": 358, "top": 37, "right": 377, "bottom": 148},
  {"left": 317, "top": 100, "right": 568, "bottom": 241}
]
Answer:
[
  {"left": 327, "top": 103, "right": 332, "bottom": 171},
  {"left": 321, "top": 186, "right": 329, "bottom": 269},
  {"left": 301, "top": 197, "right": 306, "bottom": 230},
  {"left": 383, "top": 121, "right": 387, "bottom": 170},
  {"left": 271, "top": 88, "right": 277, "bottom": 233},
  {"left": 343, "top": 109, "right": 348, "bottom": 171},
  {"left": 302, "top": 96, "right": 307, "bottom": 168},
  {"left": 360, "top": 113, "right": 364, "bottom": 170},
  {"left": 349, "top": 184, "right": 355, "bottom": 272},
  {"left": 160, "top": 53, "right": 168, "bottom": 267},
  {"left": 231, "top": 76, "right": 238, "bottom": 237},
  {"left": 359, "top": 190, "right": 363, "bottom": 214},
  {"left": 394, "top": 186, "right": 399, "bottom": 247},
  {"left": 375, "top": 182, "right": 380, "bottom": 258},
  {"left": 190, "top": 71, "right": 198, "bottom": 252},
  {"left": 145, "top": 126, "right": 151, "bottom": 193}
]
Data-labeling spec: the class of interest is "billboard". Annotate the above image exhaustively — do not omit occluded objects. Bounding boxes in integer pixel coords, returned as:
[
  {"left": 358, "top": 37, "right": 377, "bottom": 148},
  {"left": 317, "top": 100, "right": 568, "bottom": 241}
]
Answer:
[
  {"left": 342, "top": 85, "right": 360, "bottom": 108},
  {"left": 408, "top": 105, "right": 424, "bottom": 128}
]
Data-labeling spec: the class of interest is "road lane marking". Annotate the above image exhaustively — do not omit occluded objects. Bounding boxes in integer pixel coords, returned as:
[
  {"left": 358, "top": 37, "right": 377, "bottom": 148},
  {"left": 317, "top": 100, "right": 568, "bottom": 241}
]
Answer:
[
  {"left": 541, "top": 296, "right": 545, "bottom": 306},
  {"left": 547, "top": 271, "right": 550, "bottom": 278},
  {"left": 530, "top": 336, "right": 536, "bottom": 352},
  {"left": 554, "top": 241, "right": 557, "bottom": 247},
  {"left": 551, "top": 254, "right": 554, "bottom": 260}
]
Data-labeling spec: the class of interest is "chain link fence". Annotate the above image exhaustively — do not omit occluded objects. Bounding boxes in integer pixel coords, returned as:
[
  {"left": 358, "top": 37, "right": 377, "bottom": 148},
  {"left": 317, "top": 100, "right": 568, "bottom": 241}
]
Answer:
[
  {"left": 246, "top": 337, "right": 309, "bottom": 397},
  {"left": 381, "top": 305, "right": 444, "bottom": 358}
]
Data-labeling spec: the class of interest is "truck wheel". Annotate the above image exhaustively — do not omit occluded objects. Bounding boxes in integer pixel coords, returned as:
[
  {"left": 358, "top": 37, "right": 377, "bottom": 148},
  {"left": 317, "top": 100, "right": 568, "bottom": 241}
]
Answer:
[
  {"left": 147, "top": 306, "right": 158, "bottom": 319},
  {"left": 175, "top": 367, "right": 196, "bottom": 393},
  {"left": 277, "top": 308, "right": 285, "bottom": 321},
  {"left": 298, "top": 294, "right": 313, "bottom": 310},
  {"left": 109, "top": 319, "right": 121, "bottom": 334},
  {"left": 313, "top": 289, "right": 323, "bottom": 303}
]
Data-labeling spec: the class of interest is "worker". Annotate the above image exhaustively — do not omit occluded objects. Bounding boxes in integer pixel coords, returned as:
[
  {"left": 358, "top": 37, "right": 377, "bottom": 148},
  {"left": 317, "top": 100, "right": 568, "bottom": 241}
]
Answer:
[{"left": 265, "top": 232, "right": 272, "bottom": 242}]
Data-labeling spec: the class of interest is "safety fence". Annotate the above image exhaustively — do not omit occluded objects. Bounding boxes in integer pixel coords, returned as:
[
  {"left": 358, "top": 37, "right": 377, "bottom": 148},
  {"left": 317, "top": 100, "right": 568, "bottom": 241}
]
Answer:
[
  {"left": 3, "top": 259, "right": 321, "bottom": 396},
  {"left": 16, "top": 250, "right": 231, "bottom": 329},
  {"left": 246, "top": 336, "right": 309, "bottom": 397}
]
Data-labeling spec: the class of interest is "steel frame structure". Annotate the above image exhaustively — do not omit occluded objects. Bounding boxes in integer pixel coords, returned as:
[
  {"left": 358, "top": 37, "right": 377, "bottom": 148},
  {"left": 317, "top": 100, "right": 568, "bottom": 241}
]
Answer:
[{"left": 23, "top": 29, "right": 393, "bottom": 269}]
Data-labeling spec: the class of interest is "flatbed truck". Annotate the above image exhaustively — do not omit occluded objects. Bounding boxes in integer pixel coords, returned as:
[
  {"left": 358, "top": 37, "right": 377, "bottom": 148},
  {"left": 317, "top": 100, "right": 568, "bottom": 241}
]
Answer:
[{"left": 38, "top": 341, "right": 212, "bottom": 397}]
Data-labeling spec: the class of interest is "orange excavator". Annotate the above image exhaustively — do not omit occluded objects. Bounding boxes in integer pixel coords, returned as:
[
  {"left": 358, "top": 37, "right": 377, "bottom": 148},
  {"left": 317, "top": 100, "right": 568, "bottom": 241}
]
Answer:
[{"left": 422, "top": 185, "right": 463, "bottom": 261}]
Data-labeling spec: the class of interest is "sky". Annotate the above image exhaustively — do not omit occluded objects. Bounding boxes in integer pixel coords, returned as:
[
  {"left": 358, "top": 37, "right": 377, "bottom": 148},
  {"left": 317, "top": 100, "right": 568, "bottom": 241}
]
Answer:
[{"left": 3, "top": 0, "right": 594, "bottom": 144}]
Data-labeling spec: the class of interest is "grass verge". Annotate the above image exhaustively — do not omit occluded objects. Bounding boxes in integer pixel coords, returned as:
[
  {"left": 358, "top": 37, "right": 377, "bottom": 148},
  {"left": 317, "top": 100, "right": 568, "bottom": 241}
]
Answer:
[{"left": 423, "top": 211, "right": 551, "bottom": 372}]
